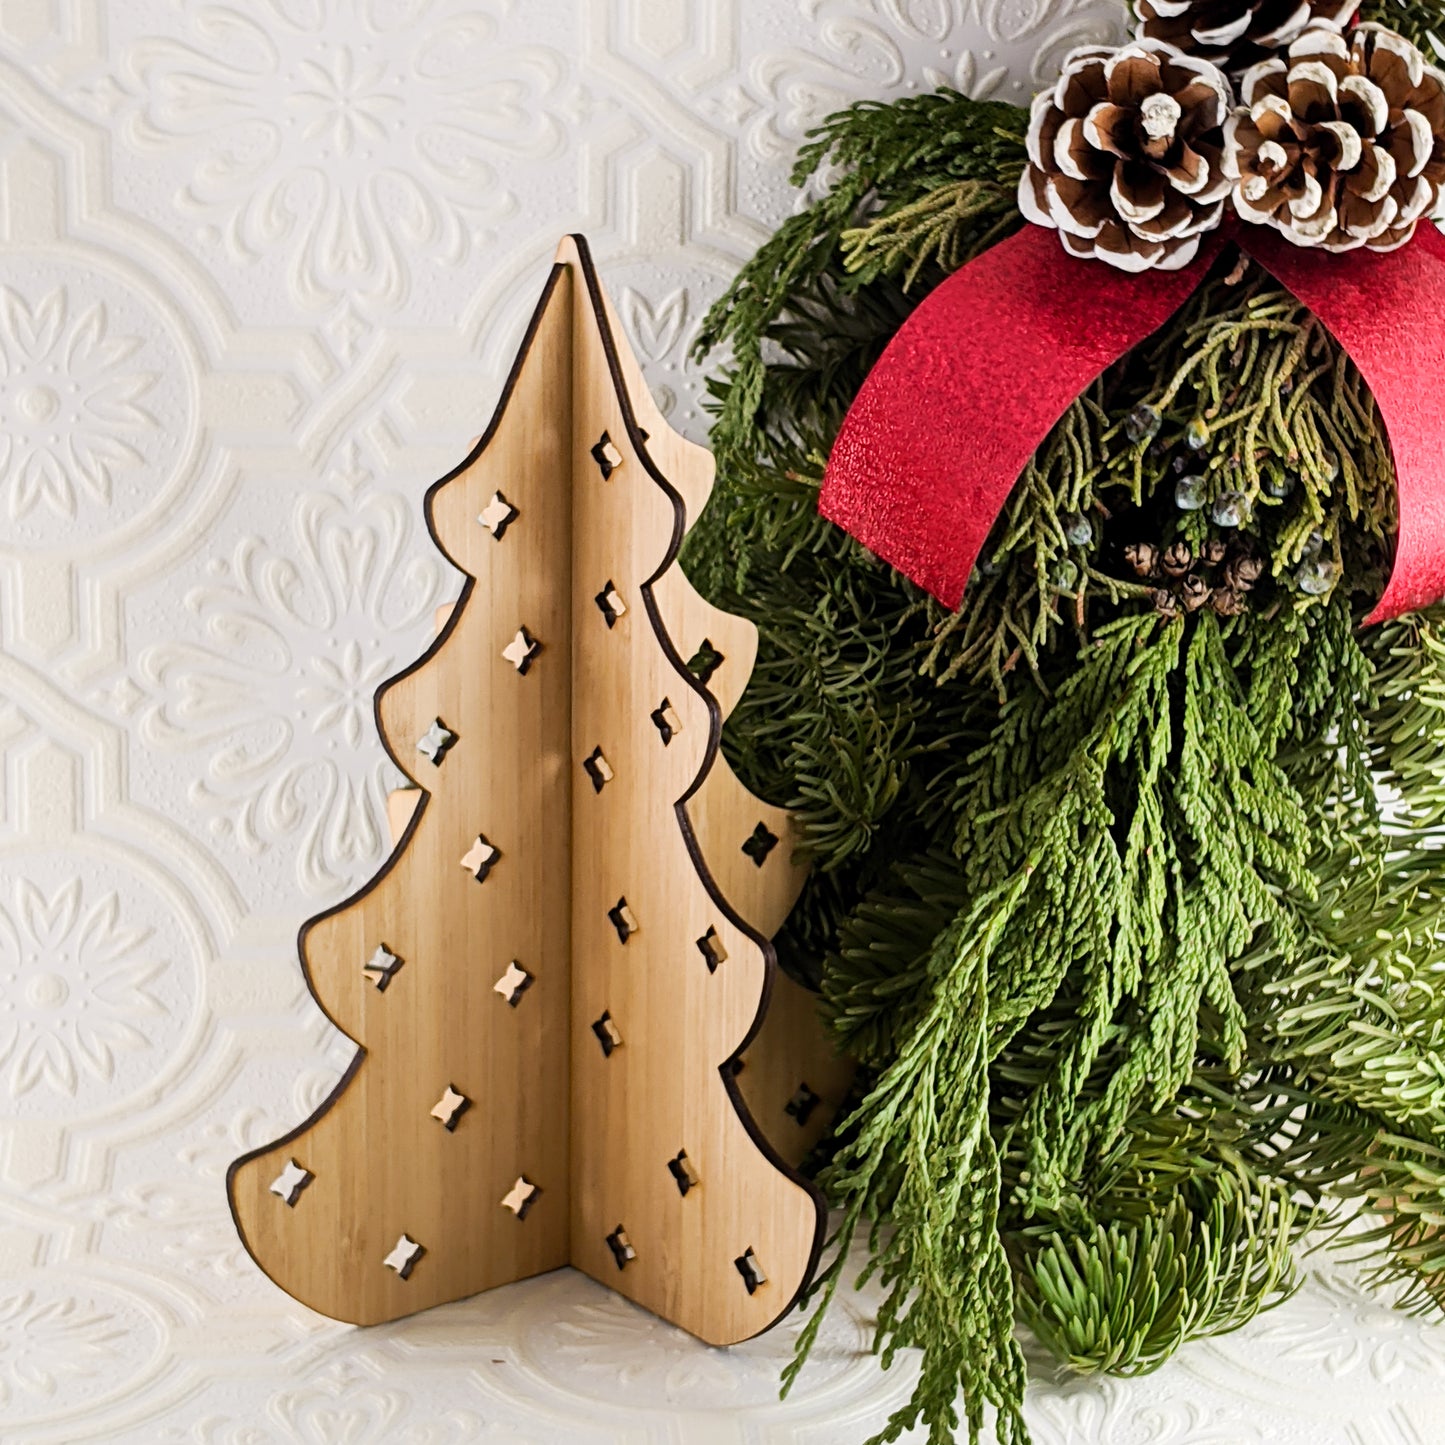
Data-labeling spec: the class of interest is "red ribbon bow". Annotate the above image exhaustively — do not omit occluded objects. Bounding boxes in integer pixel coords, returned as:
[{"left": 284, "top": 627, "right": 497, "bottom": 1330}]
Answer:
[{"left": 819, "top": 219, "right": 1445, "bottom": 624}]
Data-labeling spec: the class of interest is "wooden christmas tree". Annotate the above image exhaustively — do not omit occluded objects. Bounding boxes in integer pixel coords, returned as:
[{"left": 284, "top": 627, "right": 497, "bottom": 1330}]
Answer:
[{"left": 227, "top": 237, "right": 850, "bottom": 1344}]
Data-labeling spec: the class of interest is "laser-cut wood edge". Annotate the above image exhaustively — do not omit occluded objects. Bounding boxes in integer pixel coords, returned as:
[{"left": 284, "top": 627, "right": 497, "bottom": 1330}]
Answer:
[
  {"left": 581, "top": 251, "right": 854, "bottom": 1176},
  {"left": 561, "top": 235, "right": 825, "bottom": 1340},
  {"left": 225, "top": 260, "right": 573, "bottom": 1326},
  {"left": 227, "top": 237, "right": 837, "bottom": 1344}
]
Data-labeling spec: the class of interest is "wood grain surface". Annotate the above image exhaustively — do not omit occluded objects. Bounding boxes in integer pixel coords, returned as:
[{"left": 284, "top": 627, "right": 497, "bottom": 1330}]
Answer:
[{"left": 228, "top": 237, "right": 849, "bottom": 1345}]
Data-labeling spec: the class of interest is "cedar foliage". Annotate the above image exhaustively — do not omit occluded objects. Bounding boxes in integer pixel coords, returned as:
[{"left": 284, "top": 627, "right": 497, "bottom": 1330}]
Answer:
[{"left": 685, "top": 82, "right": 1445, "bottom": 1445}]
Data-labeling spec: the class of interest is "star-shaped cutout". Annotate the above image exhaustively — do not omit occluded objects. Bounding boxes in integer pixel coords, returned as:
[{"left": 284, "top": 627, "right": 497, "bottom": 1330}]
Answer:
[
  {"left": 605, "top": 1224, "right": 636, "bottom": 1269},
  {"left": 268, "top": 1159, "right": 313, "bottom": 1207},
  {"left": 594, "top": 582, "right": 627, "bottom": 627},
  {"left": 430, "top": 1085, "right": 470, "bottom": 1131},
  {"left": 651, "top": 698, "right": 682, "bottom": 745},
  {"left": 592, "top": 1010, "right": 623, "bottom": 1056},
  {"left": 460, "top": 833, "right": 499, "bottom": 881},
  {"left": 668, "top": 1150, "right": 699, "bottom": 1196},
  {"left": 607, "top": 898, "right": 638, "bottom": 944},
  {"left": 501, "top": 1176, "right": 540, "bottom": 1218},
  {"left": 582, "top": 746, "right": 614, "bottom": 793},
  {"left": 494, "top": 961, "right": 533, "bottom": 1006},
  {"left": 477, "top": 491, "right": 519, "bottom": 539},
  {"left": 502, "top": 627, "right": 541, "bottom": 674},
  {"left": 363, "top": 945, "right": 403, "bottom": 991},
  {"left": 696, "top": 926, "right": 727, "bottom": 974},
  {"left": 383, "top": 1234, "right": 424, "bottom": 1279},
  {"left": 416, "top": 719, "right": 456, "bottom": 763},
  {"left": 735, "top": 1247, "right": 768, "bottom": 1293},
  {"left": 742, "top": 821, "right": 780, "bottom": 867},
  {"left": 591, "top": 432, "right": 624, "bottom": 479},
  {"left": 786, "top": 1083, "right": 822, "bottom": 1125}
]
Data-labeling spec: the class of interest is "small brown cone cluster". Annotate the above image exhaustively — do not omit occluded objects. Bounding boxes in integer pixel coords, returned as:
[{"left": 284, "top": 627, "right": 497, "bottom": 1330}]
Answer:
[
  {"left": 1126, "top": 535, "right": 1264, "bottom": 616},
  {"left": 1224, "top": 26, "right": 1445, "bottom": 252},
  {"left": 1136, "top": 0, "right": 1354, "bottom": 75},
  {"left": 1020, "top": 40, "right": 1234, "bottom": 271}
]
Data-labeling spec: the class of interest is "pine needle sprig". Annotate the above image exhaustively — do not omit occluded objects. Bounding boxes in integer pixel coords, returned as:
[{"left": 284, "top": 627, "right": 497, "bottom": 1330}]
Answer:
[
  {"left": 684, "top": 81, "right": 1445, "bottom": 1445},
  {"left": 793, "top": 884, "right": 1034, "bottom": 1445},
  {"left": 841, "top": 178, "right": 1019, "bottom": 288},
  {"left": 1015, "top": 1178, "right": 1301, "bottom": 1375},
  {"left": 694, "top": 92, "right": 1027, "bottom": 461},
  {"left": 1358, "top": 0, "right": 1445, "bottom": 59}
]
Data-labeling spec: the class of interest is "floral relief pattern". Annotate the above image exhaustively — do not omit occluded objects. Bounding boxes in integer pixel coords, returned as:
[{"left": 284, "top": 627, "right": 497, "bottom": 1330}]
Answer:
[
  {"left": 153, "top": 1358, "right": 498, "bottom": 1445},
  {"left": 0, "top": 1275, "right": 166, "bottom": 1427},
  {"left": 113, "top": 1, "right": 568, "bottom": 313},
  {"left": 616, "top": 282, "right": 693, "bottom": 419},
  {"left": 133, "top": 485, "right": 448, "bottom": 897},
  {"left": 0, "top": 3, "right": 1443, "bottom": 1442},
  {"left": 0, "top": 878, "right": 165, "bottom": 1099},
  {"left": 267, "top": 1370, "right": 485, "bottom": 1445},
  {"left": 1233, "top": 1259, "right": 1445, "bottom": 1386},
  {"left": 733, "top": 0, "right": 1125, "bottom": 165},
  {"left": 0, "top": 284, "right": 160, "bottom": 522},
  {"left": 524, "top": 1285, "right": 871, "bottom": 1407},
  {"left": 104, "top": 1112, "right": 280, "bottom": 1285},
  {"left": 0, "top": 1288, "right": 127, "bottom": 1407}
]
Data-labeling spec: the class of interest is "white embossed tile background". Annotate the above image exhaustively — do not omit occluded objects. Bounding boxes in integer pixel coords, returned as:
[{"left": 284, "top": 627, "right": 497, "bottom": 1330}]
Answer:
[{"left": 2, "top": 2, "right": 1444, "bottom": 1442}]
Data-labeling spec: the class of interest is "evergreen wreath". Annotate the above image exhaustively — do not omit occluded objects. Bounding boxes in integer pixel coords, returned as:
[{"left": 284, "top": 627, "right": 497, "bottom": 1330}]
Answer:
[{"left": 684, "top": 3, "right": 1445, "bottom": 1442}]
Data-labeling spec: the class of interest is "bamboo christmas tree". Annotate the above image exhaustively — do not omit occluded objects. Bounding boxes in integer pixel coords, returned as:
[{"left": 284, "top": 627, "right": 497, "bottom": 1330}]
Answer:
[{"left": 228, "top": 236, "right": 850, "bottom": 1342}]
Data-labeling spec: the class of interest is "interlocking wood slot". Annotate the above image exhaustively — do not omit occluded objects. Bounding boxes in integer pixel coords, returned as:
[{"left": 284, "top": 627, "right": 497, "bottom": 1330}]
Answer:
[{"left": 228, "top": 235, "right": 853, "bottom": 1347}]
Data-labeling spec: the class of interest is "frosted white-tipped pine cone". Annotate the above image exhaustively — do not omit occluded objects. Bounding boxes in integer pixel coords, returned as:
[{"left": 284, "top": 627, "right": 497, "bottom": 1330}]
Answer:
[
  {"left": 1223, "top": 25, "right": 1445, "bottom": 252},
  {"left": 1019, "top": 41, "right": 1235, "bottom": 271},
  {"left": 1136, "top": 0, "right": 1355, "bottom": 75}
]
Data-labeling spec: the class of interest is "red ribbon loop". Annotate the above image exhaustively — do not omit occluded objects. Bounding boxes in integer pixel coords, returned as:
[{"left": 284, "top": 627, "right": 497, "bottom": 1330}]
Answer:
[{"left": 819, "top": 220, "right": 1445, "bottom": 623}]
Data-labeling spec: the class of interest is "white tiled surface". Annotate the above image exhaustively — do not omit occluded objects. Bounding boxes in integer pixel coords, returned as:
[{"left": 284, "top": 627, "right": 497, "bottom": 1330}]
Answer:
[{"left": 3, "top": 3, "right": 1444, "bottom": 1441}]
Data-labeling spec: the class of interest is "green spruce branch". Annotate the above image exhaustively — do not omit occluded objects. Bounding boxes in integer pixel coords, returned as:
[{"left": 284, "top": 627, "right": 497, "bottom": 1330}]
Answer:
[{"left": 684, "top": 83, "right": 1445, "bottom": 1445}]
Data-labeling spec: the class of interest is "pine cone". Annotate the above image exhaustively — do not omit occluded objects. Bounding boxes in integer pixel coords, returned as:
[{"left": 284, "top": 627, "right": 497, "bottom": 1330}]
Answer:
[
  {"left": 1125, "top": 541, "right": 1161, "bottom": 575},
  {"left": 1162, "top": 541, "right": 1194, "bottom": 575},
  {"left": 1225, "top": 552, "right": 1265, "bottom": 589},
  {"left": 1020, "top": 41, "right": 1235, "bottom": 271},
  {"left": 1181, "top": 572, "right": 1214, "bottom": 609},
  {"left": 1224, "top": 26, "right": 1445, "bottom": 252},
  {"left": 1136, "top": 0, "right": 1353, "bottom": 76}
]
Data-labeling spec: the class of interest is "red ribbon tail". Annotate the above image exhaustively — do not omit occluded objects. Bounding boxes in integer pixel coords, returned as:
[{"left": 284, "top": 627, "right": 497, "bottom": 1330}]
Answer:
[
  {"left": 819, "top": 226, "right": 1224, "bottom": 609},
  {"left": 1238, "top": 226, "right": 1445, "bottom": 624}
]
